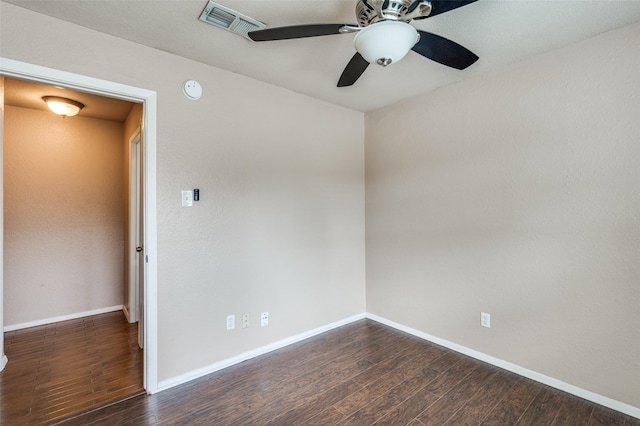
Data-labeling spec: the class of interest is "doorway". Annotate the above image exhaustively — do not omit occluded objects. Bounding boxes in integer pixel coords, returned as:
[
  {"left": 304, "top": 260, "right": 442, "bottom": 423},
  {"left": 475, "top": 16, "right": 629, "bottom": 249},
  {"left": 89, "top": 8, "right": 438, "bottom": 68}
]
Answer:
[
  {"left": 128, "top": 129, "right": 145, "bottom": 349},
  {"left": 0, "top": 57, "right": 158, "bottom": 392}
]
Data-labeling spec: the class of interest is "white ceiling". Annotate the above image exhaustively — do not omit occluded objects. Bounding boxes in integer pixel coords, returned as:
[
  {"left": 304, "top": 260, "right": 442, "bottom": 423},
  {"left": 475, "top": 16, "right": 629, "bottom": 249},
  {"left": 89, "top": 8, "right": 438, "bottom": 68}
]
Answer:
[{"left": 5, "top": 0, "right": 640, "bottom": 112}]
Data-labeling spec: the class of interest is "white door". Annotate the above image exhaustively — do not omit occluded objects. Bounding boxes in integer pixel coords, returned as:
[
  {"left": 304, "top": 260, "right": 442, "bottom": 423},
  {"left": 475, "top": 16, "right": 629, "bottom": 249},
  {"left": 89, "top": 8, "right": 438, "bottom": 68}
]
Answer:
[
  {"left": 131, "top": 131, "right": 145, "bottom": 349},
  {"left": 137, "top": 132, "right": 145, "bottom": 349},
  {"left": 127, "top": 132, "right": 141, "bottom": 324}
]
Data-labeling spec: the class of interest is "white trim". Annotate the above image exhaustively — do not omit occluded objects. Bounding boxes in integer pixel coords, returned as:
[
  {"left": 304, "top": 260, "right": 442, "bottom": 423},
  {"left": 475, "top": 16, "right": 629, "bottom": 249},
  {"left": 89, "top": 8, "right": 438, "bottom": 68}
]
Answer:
[
  {"left": 366, "top": 313, "right": 640, "bottom": 420},
  {"left": 0, "top": 57, "right": 159, "bottom": 393},
  {"left": 127, "top": 129, "right": 141, "bottom": 324},
  {"left": 4, "top": 306, "right": 123, "bottom": 332},
  {"left": 0, "top": 58, "right": 150, "bottom": 103},
  {"left": 123, "top": 305, "right": 132, "bottom": 323},
  {"left": 0, "top": 355, "right": 7, "bottom": 371},
  {"left": 142, "top": 91, "right": 158, "bottom": 393},
  {"left": 155, "top": 313, "right": 366, "bottom": 394}
]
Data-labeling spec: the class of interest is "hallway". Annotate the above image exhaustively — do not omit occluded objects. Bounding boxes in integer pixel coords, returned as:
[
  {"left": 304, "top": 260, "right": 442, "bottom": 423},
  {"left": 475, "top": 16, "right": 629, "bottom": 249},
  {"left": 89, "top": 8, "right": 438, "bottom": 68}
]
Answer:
[{"left": 0, "top": 311, "right": 143, "bottom": 424}]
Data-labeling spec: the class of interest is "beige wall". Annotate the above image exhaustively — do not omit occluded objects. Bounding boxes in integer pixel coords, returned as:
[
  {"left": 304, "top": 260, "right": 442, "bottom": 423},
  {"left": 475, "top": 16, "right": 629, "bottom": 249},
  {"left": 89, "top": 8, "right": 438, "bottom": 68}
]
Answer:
[
  {"left": 4, "top": 0, "right": 636, "bottom": 412},
  {"left": 365, "top": 22, "right": 640, "bottom": 408},
  {"left": 3, "top": 106, "right": 126, "bottom": 325},
  {"left": 0, "top": 3, "right": 366, "bottom": 382}
]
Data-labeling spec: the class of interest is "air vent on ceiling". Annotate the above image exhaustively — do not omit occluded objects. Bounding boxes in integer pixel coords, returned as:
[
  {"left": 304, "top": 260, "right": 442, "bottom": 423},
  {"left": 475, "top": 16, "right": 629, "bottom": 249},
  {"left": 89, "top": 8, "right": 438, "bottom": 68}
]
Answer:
[{"left": 199, "top": 1, "right": 266, "bottom": 40}]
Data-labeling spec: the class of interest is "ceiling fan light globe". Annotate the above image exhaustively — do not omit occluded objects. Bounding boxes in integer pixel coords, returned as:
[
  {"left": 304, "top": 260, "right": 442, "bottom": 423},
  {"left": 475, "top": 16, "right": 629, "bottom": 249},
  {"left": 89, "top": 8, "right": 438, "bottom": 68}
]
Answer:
[{"left": 354, "top": 21, "right": 418, "bottom": 66}]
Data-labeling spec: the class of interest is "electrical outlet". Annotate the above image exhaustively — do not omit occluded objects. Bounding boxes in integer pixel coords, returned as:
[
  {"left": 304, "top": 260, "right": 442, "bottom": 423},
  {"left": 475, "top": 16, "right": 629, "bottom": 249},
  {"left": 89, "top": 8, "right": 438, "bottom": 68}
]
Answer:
[
  {"left": 226, "top": 314, "right": 235, "bottom": 330},
  {"left": 481, "top": 312, "right": 491, "bottom": 328},
  {"left": 261, "top": 312, "right": 269, "bottom": 327},
  {"left": 242, "top": 313, "right": 250, "bottom": 329}
]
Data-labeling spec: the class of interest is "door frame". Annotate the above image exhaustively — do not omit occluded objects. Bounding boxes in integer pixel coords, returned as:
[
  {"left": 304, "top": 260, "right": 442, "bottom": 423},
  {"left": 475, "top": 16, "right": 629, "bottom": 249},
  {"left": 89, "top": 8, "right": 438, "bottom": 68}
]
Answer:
[
  {"left": 126, "top": 130, "right": 141, "bottom": 325},
  {"left": 0, "top": 57, "right": 159, "bottom": 393}
]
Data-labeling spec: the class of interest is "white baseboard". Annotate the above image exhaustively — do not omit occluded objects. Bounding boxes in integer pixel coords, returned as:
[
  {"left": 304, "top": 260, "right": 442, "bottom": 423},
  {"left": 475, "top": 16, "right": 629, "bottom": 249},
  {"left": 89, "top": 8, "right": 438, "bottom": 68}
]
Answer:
[
  {"left": 0, "top": 354, "right": 8, "bottom": 372},
  {"left": 366, "top": 313, "right": 640, "bottom": 420},
  {"left": 155, "top": 313, "right": 366, "bottom": 394},
  {"left": 123, "top": 305, "right": 132, "bottom": 323},
  {"left": 3, "top": 305, "right": 124, "bottom": 332}
]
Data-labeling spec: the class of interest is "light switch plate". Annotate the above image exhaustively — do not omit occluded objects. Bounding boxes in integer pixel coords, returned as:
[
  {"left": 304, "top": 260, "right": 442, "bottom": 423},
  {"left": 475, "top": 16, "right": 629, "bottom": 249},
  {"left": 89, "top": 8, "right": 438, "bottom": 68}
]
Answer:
[{"left": 182, "top": 190, "right": 193, "bottom": 207}]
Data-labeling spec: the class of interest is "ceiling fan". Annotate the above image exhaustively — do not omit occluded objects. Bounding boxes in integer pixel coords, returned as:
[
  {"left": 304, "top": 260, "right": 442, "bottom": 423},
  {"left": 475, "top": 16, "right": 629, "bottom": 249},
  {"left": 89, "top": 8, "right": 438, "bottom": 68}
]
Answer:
[{"left": 248, "top": 0, "right": 479, "bottom": 87}]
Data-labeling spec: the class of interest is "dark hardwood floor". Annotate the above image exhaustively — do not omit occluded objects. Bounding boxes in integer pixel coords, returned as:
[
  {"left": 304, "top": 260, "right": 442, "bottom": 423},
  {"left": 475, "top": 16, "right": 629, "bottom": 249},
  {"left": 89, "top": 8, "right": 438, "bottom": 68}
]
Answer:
[
  {"left": 55, "top": 319, "right": 637, "bottom": 425},
  {"left": 0, "top": 311, "right": 144, "bottom": 425}
]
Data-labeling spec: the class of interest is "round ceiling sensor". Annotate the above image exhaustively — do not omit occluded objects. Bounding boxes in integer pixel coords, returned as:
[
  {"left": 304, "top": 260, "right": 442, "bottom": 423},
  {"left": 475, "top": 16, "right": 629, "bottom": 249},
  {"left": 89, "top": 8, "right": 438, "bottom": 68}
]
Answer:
[{"left": 183, "top": 80, "right": 202, "bottom": 100}]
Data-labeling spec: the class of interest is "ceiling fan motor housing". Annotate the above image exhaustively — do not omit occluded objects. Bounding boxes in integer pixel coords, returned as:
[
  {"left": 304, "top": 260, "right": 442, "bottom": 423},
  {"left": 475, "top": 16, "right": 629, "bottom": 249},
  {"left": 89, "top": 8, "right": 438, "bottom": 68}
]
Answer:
[{"left": 356, "top": 0, "right": 432, "bottom": 26}]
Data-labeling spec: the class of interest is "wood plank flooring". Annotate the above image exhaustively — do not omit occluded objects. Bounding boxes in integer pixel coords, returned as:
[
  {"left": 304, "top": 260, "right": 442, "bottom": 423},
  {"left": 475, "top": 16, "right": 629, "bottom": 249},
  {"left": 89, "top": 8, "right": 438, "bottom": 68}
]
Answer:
[
  {"left": 0, "top": 311, "right": 144, "bottom": 425},
  {"left": 56, "top": 319, "right": 638, "bottom": 425}
]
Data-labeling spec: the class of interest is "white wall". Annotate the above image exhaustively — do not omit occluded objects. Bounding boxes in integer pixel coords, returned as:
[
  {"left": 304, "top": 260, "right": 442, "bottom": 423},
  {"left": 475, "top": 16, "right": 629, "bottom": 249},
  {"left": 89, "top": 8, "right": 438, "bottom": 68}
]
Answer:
[
  {"left": 3, "top": 106, "right": 125, "bottom": 326},
  {"left": 365, "top": 21, "right": 640, "bottom": 409},
  {"left": 0, "top": 2, "right": 366, "bottom": 382}
]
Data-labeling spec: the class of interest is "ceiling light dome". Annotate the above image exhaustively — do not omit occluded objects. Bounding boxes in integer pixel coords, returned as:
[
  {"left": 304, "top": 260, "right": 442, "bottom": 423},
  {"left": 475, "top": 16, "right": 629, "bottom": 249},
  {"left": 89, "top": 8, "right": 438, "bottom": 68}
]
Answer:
[
  {"left": 354, "top": 21, "right": 419, "bottom": 67},
  {"left": 42, "top": 96, "right": 84, "bottom": 117}
]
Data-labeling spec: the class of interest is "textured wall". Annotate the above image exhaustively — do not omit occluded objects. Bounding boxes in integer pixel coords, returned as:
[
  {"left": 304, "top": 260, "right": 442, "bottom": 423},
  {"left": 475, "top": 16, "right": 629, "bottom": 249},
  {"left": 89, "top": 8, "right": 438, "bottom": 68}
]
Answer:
[
  {"left": 365, "top": 22, "right": 640, "bottom": 408},
  {"left": 4, "top": 106, "right": 126, "bottom": 325},
  {"left": 0, "top": 3, "right": 365, "bottom": 382}
]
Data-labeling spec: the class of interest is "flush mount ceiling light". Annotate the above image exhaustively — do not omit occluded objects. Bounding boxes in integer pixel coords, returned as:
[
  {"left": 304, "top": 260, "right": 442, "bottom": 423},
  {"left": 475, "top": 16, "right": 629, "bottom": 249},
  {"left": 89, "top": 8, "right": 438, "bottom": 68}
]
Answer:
[
  {"left": 354, "top": 20, "right": 419, "bottom": 67},
  {"left": 42, "top": 96, "right": 85, "bottom": 117}
]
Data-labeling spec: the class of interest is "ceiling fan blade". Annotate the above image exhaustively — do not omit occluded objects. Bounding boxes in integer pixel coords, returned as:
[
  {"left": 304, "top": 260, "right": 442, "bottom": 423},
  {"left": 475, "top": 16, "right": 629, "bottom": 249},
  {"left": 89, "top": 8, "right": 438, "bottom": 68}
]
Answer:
[
  {"left": 412, "top": 30, "right": 478, "bottom": 70},
  {"left": 248, "top": 23, "right": 356, "bottom": 41},
  {"left": 414, "top": 0, "right": 478, "bottom": 19},
  {"left": 337, "top": 53, "right": 370, "bottom": 87}
]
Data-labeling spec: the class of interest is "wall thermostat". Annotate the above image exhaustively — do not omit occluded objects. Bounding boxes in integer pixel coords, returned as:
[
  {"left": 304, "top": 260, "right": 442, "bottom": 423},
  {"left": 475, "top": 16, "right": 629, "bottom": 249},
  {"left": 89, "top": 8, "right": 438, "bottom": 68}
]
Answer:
[{"left": 183, "top": 80, "right": 202, "bottom": 100}]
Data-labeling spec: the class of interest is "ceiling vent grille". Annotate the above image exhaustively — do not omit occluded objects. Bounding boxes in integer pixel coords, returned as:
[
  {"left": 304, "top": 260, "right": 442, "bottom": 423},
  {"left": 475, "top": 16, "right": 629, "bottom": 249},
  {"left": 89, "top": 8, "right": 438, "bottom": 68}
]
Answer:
[{"left": 199, "top": 1, "right": 266, "bottom": 40}]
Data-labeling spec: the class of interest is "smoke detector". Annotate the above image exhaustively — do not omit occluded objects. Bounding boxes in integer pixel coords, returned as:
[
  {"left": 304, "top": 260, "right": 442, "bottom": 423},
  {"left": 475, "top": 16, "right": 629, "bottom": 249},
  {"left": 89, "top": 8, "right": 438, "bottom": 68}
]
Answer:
[{"left": 199, "top": 1, "right": 266, "bottom": 40}]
